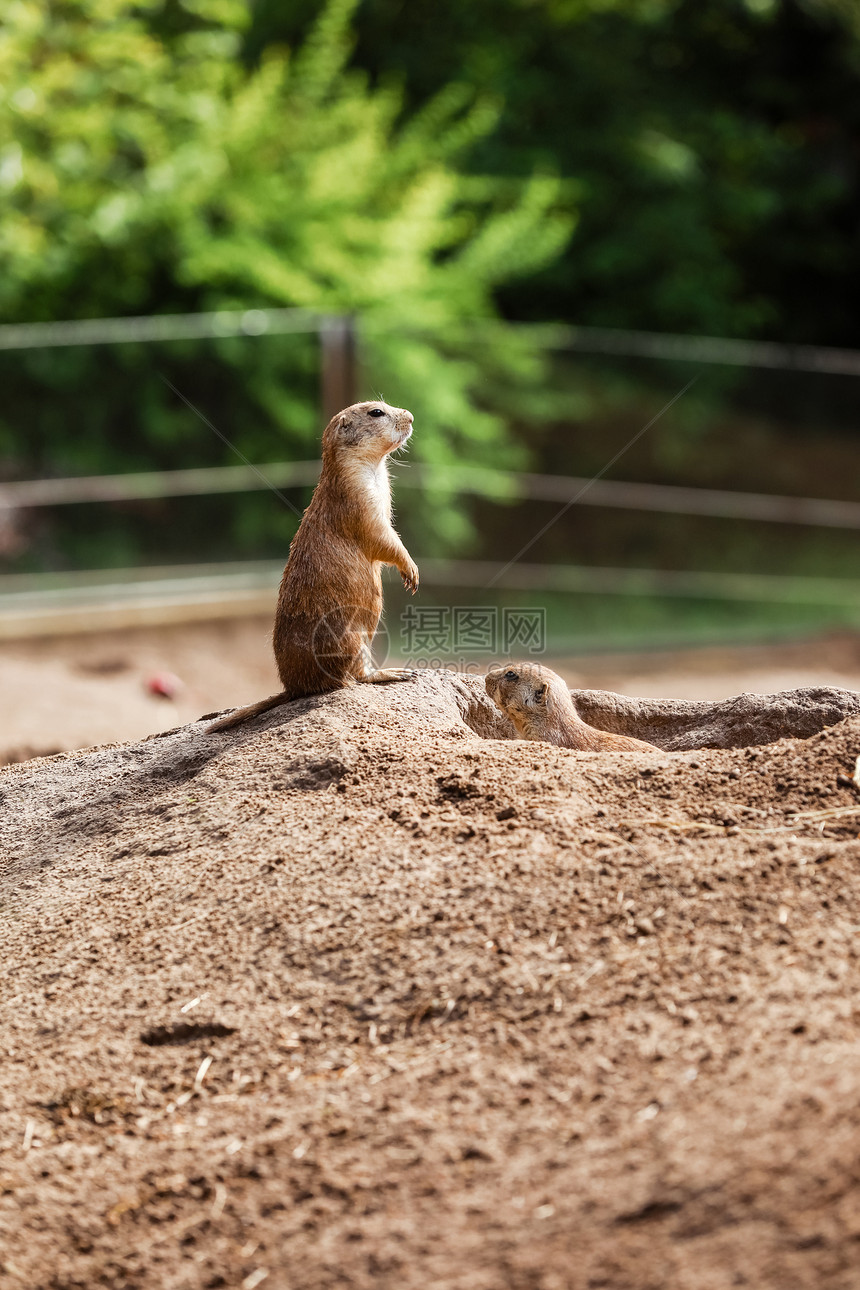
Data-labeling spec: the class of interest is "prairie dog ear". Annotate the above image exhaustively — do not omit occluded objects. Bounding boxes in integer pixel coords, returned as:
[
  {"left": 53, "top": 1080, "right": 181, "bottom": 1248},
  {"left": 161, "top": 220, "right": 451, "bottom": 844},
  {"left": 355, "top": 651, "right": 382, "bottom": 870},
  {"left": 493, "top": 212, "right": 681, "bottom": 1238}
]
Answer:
[
  {"left": 337, "top": 413, "right": 361, "bottom": 444},
  {"left": 532, "top": 682, "right": 548, "bottom": 705}
]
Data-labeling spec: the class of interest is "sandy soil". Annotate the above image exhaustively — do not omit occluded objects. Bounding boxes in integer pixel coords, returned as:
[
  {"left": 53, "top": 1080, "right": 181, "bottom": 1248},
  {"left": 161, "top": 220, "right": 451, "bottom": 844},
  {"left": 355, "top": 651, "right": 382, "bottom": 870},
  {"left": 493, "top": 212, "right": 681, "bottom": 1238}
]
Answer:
[
  {"left": 0, "top": 618, "right": 278, "bottom": 761},
  {"left": 1, "top": 667, "right": 860, "bottom": 1289},
  {"left": 2, "top": 617, "right": 860, "bottom": 760}
]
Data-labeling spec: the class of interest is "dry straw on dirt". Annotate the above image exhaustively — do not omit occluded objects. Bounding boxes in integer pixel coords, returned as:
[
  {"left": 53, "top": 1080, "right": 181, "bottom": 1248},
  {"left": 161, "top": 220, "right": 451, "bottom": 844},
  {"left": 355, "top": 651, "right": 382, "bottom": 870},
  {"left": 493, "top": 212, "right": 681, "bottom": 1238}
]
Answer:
[{"left": 2, "top": 670, "right": 860, "bottom": 1289}]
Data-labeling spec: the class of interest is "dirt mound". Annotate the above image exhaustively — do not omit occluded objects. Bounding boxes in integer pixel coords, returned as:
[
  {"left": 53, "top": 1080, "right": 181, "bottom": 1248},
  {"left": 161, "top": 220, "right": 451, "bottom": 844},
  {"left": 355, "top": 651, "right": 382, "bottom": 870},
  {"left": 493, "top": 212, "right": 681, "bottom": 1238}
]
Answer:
[{"left": 1, "top": 671, "right": 860, "bottom": 1289}]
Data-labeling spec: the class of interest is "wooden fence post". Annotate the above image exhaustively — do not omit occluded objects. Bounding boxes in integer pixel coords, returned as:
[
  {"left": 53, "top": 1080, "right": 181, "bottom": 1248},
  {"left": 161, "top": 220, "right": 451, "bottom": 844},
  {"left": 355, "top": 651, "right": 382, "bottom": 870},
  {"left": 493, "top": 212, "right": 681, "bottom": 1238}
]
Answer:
[{"left": 320, "top": 315, "right": 357, "bottom": 423}]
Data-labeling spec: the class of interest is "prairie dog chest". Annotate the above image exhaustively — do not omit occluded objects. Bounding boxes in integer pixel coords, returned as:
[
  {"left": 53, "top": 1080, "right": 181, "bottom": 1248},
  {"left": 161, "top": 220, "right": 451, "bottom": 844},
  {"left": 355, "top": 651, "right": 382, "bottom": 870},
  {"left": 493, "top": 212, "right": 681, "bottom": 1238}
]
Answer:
[{"left": 357, "top": 460, "right": 392, "bottom": 527}]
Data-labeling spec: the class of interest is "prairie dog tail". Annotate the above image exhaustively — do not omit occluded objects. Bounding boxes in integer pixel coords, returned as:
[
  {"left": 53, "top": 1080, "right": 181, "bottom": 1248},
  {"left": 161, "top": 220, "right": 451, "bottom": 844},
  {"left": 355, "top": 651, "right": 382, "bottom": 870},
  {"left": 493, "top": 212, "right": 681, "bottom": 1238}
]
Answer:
[{"left": 207, "top": 692, "right": 288, "bottom": 733}]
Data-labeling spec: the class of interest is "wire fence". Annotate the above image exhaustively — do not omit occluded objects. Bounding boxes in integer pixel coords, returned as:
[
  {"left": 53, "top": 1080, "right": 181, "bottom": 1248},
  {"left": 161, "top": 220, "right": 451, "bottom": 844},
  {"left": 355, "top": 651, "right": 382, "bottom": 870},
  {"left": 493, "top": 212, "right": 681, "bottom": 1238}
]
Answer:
[
  {"left": 3, "top": 461, "right": 859, "bottom": 530},
  {"left": 4, "top": 307, "right": 860, "bottom": 376},
  {"left": 0, "top": 308, "right": 858, "bottom": 640},
  {"left": 1, "top": 558, "right": 858, "bottom": 641}
]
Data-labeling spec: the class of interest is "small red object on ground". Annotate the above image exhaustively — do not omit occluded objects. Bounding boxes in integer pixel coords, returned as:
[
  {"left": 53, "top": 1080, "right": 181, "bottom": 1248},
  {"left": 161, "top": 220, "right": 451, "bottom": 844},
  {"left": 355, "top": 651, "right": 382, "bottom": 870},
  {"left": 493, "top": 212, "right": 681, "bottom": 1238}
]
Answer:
[{"left": 145, "top": 672, "right": 183, "bottom": 700}]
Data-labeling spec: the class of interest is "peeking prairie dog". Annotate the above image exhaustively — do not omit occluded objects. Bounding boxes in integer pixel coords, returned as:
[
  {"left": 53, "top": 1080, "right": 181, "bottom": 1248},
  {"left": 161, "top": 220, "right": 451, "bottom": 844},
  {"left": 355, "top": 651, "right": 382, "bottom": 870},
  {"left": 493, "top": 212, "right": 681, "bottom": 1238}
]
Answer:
[
  {"left": 209, "top": 401, "right": 419, "bottom": 733},
  {"left": 485, "top": 662, "right": 658, "bottom": 753}
]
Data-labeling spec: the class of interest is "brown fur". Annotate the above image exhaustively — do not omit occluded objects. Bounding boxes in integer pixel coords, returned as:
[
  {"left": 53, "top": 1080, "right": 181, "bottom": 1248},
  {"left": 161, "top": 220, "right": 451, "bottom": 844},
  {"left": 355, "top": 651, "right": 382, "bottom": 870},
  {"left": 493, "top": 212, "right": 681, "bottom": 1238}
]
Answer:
[
  {"left": 485, "top": 662, "right": 658, "bottom": 753},
  {"left": 209, "top": 401, "right": 419, "bottom": 732}
]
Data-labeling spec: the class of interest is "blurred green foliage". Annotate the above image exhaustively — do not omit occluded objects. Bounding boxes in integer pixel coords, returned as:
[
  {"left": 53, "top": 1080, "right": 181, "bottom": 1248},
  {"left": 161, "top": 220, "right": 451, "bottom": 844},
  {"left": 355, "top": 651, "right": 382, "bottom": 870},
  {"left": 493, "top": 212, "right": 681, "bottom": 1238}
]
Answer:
[
  {"left": 0, "top": 0, "right": 571, "bottom": 560},
  {"left": 1, "top": 0, "right": 858, "bottom": 578},
  {"left": 270, "top": 0, "right": 860, "bottom": 346}
]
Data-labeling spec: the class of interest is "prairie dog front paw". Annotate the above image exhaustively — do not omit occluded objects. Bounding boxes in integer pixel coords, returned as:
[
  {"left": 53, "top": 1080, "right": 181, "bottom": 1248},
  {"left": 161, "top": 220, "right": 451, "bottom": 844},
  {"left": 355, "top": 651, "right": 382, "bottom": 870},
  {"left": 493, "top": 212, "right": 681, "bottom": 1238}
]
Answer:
[{"left": 400, "top": 560, "right": 419, "bottom": 594}]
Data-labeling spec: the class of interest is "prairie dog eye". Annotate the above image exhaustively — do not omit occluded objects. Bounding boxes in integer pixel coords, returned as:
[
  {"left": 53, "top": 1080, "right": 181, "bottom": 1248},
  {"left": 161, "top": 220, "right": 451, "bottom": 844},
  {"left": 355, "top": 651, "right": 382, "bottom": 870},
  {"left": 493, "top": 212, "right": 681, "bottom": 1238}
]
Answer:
[
  {"left": 368, "top": 408, "right": 386, "bottom": 418},
  {"left": 504, "top": 670, "right": 519, "bottom": 680}
]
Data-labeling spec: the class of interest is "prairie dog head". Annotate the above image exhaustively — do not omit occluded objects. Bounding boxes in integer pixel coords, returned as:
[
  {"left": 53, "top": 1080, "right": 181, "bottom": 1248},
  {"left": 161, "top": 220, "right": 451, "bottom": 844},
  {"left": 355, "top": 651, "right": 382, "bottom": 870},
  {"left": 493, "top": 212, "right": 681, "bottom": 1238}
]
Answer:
[
  {"left": 485, "top": 662, "right": 571, "bottom": 735},
  {"left": 322, "top": 401, "right": 414, "bottom": 464}
]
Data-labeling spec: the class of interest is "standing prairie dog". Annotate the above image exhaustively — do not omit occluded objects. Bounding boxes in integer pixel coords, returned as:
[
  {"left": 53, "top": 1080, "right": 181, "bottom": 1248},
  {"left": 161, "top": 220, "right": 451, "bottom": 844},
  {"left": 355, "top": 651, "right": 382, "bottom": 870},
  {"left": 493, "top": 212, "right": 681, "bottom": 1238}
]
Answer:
[
  {"left": 485, "top": 662, "right": 658, "bottom": 753},
  {"left": 209, "top": 401, "right": 419, "bottom": 732}
]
